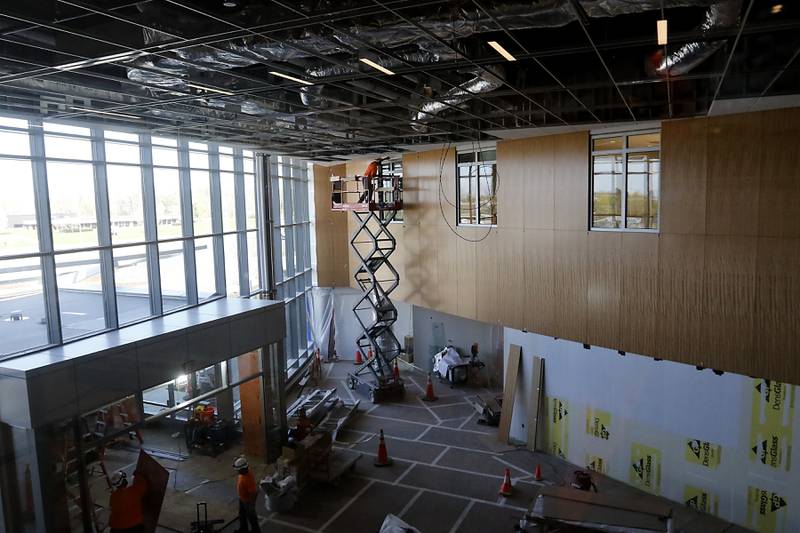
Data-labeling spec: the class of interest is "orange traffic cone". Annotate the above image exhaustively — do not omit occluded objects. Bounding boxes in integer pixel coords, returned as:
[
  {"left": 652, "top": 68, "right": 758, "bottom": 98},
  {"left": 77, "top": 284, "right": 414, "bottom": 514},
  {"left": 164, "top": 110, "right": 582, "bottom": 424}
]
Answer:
[
  {"left": 421, "top": 372, "right": 438, "bottom": 402},
  {"left": 374, "top": 429, "right": 393, "bottom": 467},
  {"left": 354, "top": 349, "right": 363, "bottom": 365},
  {"left": 393, "top": 359, "right": 400, "bottom": 381},
  {"left": 534, "top": 464, "right": 542, "bottom": 481},
  {"left": 499, "top": 468, "right": 513, "bottom": 496}
]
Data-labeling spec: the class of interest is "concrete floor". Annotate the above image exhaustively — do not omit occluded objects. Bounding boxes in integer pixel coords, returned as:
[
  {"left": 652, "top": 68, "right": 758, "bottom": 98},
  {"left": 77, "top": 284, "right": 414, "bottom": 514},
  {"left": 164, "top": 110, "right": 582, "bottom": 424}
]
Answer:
[{"left": 87, "top": 361, "right": 748, "bottom": 532}]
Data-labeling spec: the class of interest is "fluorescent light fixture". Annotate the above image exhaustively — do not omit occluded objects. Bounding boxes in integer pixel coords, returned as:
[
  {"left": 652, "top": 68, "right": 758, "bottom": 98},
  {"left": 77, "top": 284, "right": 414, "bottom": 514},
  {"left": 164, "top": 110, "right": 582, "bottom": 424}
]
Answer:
[
  {"left": 657, "top": 19, "right": 668, "bottom": 46},
  {"left": 186, "top": 82, "right": 235, "bottom": 96},
  {"left": 488, "top": 41, "right": 516, "bottom": 62},
  {"left": 56, "top": 51, "right": 145, "bottom": 72},
  {"left": 359, "top": 57, "right": 395, "bottom": 75},
  {"left": 269, "top": 71, "right": 314, "bottom": 86},
  {"left": 70, "top": 106, "right": 141, "bottom": 120}
]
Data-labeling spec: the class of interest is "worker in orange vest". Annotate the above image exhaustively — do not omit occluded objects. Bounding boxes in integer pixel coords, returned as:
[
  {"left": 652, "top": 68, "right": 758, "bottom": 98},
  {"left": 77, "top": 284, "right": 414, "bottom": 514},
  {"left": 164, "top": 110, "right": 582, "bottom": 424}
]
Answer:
[
  {"left": 108, "top": 470, "right": 147, "bottom": 533},
  {"left": 233, "top": 456, "right": 260, "bottom": 533}
]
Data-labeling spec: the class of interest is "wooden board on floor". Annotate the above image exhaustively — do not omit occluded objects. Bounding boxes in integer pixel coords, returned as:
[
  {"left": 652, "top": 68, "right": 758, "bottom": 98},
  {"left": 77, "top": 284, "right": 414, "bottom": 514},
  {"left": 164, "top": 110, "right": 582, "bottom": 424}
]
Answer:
[
  {"left": 498, "top": 344, "right": 521, "bottom": 442},
  {"left": 526, "top": 356, "right": 544, "bottom": 451},
  {"left": 135, "top": 450, "right": 169, "bottom": 533}
]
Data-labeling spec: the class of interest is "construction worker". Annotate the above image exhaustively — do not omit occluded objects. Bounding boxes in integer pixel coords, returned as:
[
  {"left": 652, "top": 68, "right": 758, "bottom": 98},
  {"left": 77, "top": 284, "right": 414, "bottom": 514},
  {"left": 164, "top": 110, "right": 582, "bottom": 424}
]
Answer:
[
  {"left": 233, "top": 456, "right": 260, "bottom": 533},
  {"left": 108, "top": 470, "right": 147, "bottom": 533}
]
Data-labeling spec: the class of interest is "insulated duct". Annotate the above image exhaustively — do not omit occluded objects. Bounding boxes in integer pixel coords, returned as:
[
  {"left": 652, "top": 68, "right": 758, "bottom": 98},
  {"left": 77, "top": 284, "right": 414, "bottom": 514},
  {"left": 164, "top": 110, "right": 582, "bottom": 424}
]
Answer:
[
  {"left": 120, "top": 0, "right": 735, "bottom": 132},
  {"left": 411, "top": 70, "right": 505, "bottom": 132},
  {"left": 650, "top": 0, "right": 744, "bottom": 77}
]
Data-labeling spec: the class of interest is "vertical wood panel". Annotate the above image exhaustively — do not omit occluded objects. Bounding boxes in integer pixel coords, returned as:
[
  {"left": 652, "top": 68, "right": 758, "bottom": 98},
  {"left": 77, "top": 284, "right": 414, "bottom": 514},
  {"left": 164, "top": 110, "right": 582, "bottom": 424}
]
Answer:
[
  {"left": 417, "top": 224, "right": 440, "bottom": 310},
  {"left": 656, "top": 234, "right": 705, "bottom": 366},
  {"left": 475, "top": 229, "right": 500, "bottom": 324},
  {"left": 758, "top": 108, "right": 800, "bottom": 238},
  {"left": 660, "top": 118, "right": 707, "bottom": 234},
  {"left": 435, "top": 225, "right": 459, "bottom": 316},
  {"left": 313, "top": 163, "right": 350, "bottom": 287},
  {"left": 706, "top": 113, "right": 761, "bottom": 236},
  {"left": 523, "top": 228, "right": 555, "bottom": 335},
  {"left": 457, "top": 228, "right": 477, "bottom": 319},
  {"left": 525, "top": 136, "right": 555, "bottom": 230},
  {"left": 586, "top": 231, "right": 621, "bottom": 348},
  {"left": 497, "top": 139, "right": 524, "bottom": 229},
  {"left": 619, "top": 233, "right": 660, "bottom": 357},
  {"left": 554, "top": 132, "right": 589, "bottom": 231},
  {"left": 402, "top": 223, "right": 423, "bottom": 306},
  {"left": 402, "top": 152, "right": 421, "bottom": 227},
  {"left": 700, "top": 235, "right": 756, "bottom": 370},
  {"left": 497, "top": 228, "right": 526, "bottom": 330},
  {"left": 552, "top": 230, "right": 588, "bottom": 341},
  {"left": 754, "top": 237, "right": 800, "bottom": 380}
]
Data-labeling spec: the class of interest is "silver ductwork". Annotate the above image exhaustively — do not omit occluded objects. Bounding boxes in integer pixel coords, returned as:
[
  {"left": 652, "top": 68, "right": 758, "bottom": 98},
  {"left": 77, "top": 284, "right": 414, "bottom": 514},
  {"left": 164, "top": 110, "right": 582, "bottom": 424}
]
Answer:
[
  {"left": 650, "top": 0, "right": 743, "bottom": 77},
  {"left": 411, "top": 70, "right": 505, "bottom": 133},
  {"left": 119, "top": 0, "right": 738, "bottom": 131}
]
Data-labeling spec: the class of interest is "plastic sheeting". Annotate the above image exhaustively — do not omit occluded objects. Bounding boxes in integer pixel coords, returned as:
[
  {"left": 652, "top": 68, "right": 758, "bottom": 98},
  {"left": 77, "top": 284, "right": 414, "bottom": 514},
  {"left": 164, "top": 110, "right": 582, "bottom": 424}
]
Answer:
[{"left": 306, "top": 287, "right": 334, "bottom": 358}]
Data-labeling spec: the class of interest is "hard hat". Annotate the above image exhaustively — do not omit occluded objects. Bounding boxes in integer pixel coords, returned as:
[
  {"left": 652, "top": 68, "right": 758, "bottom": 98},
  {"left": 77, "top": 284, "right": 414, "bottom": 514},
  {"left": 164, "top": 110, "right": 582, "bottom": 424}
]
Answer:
[
  {"left": 233, "top": 456, "right": 249, "bottom": 470},
  {"left": 110, "top": 471, "right": 127, "bottom": 488}
]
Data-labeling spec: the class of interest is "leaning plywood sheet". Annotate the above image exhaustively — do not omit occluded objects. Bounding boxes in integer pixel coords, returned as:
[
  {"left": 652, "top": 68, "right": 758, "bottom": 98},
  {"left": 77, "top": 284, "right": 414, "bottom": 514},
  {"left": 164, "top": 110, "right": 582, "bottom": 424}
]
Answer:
[
  {"left": 135, "top": 450, "right": 169, "bottom": 533},
  {"left": 526, "top": 356, "right": 544, "bottom": 451},
  {"left": 498, "top": 344, "right": 522, "bottom": 442}
]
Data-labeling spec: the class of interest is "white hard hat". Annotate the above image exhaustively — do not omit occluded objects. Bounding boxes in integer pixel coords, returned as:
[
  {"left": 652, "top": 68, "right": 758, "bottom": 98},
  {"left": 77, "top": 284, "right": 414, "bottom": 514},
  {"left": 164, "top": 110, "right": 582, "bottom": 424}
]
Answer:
[
  {"left": 233, "top": 456, "right": 249, "bottom": 470},
  {"left": 110, "top": 471, "right": 127, "bottom": 488}
]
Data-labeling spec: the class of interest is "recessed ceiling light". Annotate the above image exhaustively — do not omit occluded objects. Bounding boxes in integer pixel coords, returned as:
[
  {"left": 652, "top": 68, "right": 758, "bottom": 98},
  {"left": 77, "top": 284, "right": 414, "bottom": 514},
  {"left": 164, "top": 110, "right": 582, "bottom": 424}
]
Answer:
[
  {"left": 269, "top": 71, "right": 314, "bottom": 86},
  {"left": 71, "top": 106, "right": 141, "bottom": 120},
  {"left": 223, "top": 0, "right": 238, "bottom": 6},
  {"left": 186, "top": 82, "right": 235, "bottom": 96},
  {"left": 771, "top": 4, "right": 783, "bottom": 14},
  {"left": 488, "top": 41, "right": 516, "bottom": 62},
  {"left": 359, "top": 58, "right": 395, "bottom": 75},
  {"left": 657, "top": 19, "right": 668, "bottom": 45}
]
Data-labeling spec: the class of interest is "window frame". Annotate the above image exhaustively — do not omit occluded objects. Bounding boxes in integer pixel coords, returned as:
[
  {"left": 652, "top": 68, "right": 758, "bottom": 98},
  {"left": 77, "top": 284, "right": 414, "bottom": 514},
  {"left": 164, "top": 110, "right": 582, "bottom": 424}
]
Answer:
[
  {"left": 380, "top": 158, "right": 404, "bottom": 224},
  {"left": 456, "top": 147, "right": 497, "bottom": 227},
  {"left": 589, "top": 129, "right": 661, "bottom": 233},
  {"left": 0, "top": 115, "right": 266, "bottom": 361}
]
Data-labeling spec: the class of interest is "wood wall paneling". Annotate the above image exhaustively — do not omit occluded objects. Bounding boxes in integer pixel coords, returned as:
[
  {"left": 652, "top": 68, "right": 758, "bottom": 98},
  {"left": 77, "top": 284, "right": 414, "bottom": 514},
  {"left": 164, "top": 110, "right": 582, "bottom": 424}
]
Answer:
[
  {"left": 656, "top": 234, "right": 706, "bottom": 366},
  {"left": 435, "top": 225, "right": 460, "bottom": 316},
  {"left": 754, "top": 237, "right": 800, "bottom": 380},
  {"left": 660, "top": 118, "right": 707, "bottom": 234},
  {"left": 553, "top": 132, "right": 589, "bottom": 231},
  {"left": 497, "top": 228, "right": 526, "bottom": 330},
  {"left": 312, "top": 163, "right": 350, "bottom": 287},
  {"left": 317, "top": 110, "right": 800, "bottom": 384},
  {"left": 475, "top": 229, "right": 500, "bottom": 324},
  {"left": 524, "top": 136, "right": 555, "bottom": 230},
  {"left": 523, "top": 228, "right": 555, "bottom": 335},
  {"left": 757, "top": 108, "right": 800, "bottom": 238},
  {"left": 586, "top": 231, "right": 622, "bottom": 349},
  {"left": 700, "top": 235, "right": 757, "bottom": 372},
  {"left": 457, "top": 227, "right": 478, "bottom": 320},
  {"left": 619, "top": 233, "right": 660, "bottom": 357},
  {"left": 705, "top": 113, "right": 762, "bottom": 236},
  {"left": 551, "top": 230, "right": 588, "bottom": 342},
  {"left": 497, "top": 140, "right": 524, "bottom": 229}
]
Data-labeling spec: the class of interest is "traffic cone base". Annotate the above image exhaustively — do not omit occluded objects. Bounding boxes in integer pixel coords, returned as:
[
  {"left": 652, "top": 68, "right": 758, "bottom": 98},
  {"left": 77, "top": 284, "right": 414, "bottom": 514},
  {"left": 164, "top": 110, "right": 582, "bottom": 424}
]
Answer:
[
  {"left": 421, "top": 372, "right": 438, "bottom": 402},
  {"left": 534, "top": 464, "right": 542, "bottom": 481},
  {"left": 354, "top": 350, "right": 363, "bottom": 365},
  {"left": 374, "top": 429, "right": 393, "bottom": 467},
  {"left": 499, "top": 468, "right": 513, "bottom": 496}
]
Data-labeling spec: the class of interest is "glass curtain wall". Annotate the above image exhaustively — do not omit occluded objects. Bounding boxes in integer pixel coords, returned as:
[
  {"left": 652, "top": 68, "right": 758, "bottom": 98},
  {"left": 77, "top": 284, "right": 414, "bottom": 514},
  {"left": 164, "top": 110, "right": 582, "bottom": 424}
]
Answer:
[
  {"left": 0, "top": 116, "right": 264, "bottom": 359},
  {"left": 269, "top": 155, "right": 313, "bottom": 378}
]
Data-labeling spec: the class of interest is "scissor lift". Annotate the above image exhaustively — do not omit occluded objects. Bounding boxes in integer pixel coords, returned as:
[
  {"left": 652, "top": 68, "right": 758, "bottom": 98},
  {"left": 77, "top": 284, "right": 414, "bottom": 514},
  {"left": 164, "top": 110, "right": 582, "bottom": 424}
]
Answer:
[{"left": 331, "top": 166, "right": 404, "bottom": 402}]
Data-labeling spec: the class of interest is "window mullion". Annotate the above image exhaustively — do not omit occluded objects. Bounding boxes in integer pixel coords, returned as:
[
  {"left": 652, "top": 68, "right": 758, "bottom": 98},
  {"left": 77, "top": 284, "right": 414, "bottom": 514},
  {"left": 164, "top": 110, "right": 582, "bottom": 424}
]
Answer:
[
  {"left": 209, "top": 145, "right": 226, "bottom": 297},
  {"left": 233, "top": 149, "right": 249, "bottom": 295},
  {"left": 178, "top": 140, "right": 198, "bottom": 305},
  {"left": 29, "top": 118, "right": 62, "bottom": 345},
  {"left": 139, "top": 134, "right": 162, "bottom": 315},
  {"left": 621, "top": 136, "right": 628, "bottom": 229},
  {"left": 90, "top": 127, "right": 118, "bottom": 329}
]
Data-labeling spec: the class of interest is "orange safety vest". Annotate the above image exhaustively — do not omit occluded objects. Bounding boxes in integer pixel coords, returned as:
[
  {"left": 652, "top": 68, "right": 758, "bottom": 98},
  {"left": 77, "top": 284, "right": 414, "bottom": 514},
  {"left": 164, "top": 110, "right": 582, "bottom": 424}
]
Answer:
[
  {"left": 109, "top": 477, "right": 146, "bottom": 529},
  {"left": 237, "top": 471, "right": 258, "bottom": 502},
  {"left": 364, "top": 161, "right": 379, "bottom": 178}
]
